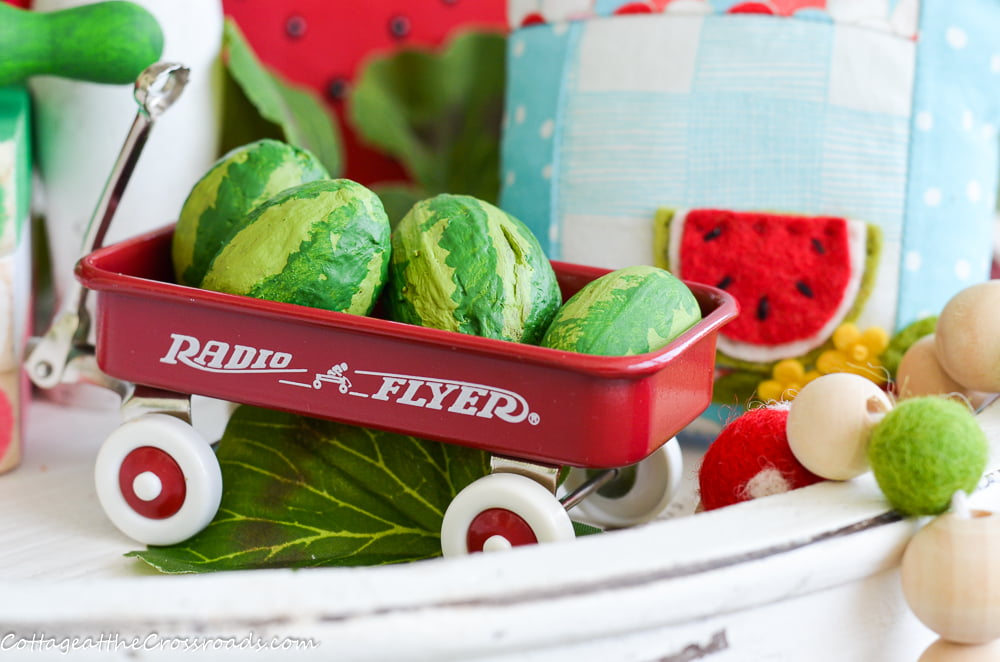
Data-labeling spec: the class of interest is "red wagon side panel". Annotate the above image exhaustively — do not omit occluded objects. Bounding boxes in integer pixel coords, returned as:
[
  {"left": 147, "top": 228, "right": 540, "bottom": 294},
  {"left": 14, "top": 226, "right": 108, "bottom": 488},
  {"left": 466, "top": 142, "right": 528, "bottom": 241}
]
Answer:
[{"left": 78, "top": 227, "right": 737, "bottom": 469}]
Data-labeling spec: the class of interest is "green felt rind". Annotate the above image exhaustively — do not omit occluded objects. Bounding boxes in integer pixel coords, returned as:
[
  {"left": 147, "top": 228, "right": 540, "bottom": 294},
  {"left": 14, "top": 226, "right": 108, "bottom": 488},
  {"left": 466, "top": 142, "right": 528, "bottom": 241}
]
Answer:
[{"left": 385, "top": 194, "right": 560, "bottom": 344}]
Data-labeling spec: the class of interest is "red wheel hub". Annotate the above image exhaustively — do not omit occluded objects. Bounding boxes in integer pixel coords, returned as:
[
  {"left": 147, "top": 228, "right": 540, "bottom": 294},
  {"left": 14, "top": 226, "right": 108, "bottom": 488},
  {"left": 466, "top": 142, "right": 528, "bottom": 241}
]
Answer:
[
  {"left": 118, "top": 446, "right": 187, "bottom": 519},
  {"left": 466, "top": 508, "right": 538, "bottom": 552}
]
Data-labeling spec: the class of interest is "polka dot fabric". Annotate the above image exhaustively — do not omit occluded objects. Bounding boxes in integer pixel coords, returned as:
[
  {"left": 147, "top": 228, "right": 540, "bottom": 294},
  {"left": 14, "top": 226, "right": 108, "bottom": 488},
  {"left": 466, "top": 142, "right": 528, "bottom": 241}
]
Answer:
[{"left": 898, "top": 0, "right": 1000, "bottom": 325}]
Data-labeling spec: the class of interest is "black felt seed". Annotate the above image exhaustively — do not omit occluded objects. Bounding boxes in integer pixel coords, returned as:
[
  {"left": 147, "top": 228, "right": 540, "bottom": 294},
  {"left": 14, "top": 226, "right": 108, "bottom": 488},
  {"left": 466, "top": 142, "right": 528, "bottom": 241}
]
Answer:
[
  {"left": 796, "top": 281, "right": 814, "bottom": 298},
  {"left": 756, "top": 296, "right": 770, "bottom": 321}
]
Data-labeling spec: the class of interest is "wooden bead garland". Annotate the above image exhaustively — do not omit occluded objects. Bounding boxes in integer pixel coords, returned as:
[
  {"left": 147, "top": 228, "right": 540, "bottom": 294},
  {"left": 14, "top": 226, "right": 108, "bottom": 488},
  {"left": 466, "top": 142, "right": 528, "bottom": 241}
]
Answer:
[
  {"left": 785, "top": 372, "right": 892, "bottom": 480},
  {"left": 896, "top": 335, "right": 989, "bottom": 409},
  {"left": 918, "top": 638, "right": 1000, "bottom": 661},
  {"left": 901, "top": 492, "right": 1000, "bottom": 645},
  {"left": 934, "top": 281, "right": 1000, "bottom": 394},
  {"left": 780, "top": 281, "right": 1000, "bottom": 659}
]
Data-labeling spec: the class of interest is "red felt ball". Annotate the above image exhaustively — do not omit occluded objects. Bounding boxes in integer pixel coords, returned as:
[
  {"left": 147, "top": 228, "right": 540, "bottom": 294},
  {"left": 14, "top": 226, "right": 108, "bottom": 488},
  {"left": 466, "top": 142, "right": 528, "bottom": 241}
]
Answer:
[{"left": 698, "top": 405, "right": 824, "bottom": 511}]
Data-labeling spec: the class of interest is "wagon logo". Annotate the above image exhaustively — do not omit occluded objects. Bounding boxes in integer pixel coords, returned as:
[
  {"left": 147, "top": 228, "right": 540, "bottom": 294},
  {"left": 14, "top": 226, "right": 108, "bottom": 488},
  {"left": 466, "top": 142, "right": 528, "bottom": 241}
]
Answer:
[
  {"left": 159, "top": 333, "right": 307, "bottom": 375},
  {"left": 363, "top": 371, "right": 539, "bottom": 425},
  {"left": 285, "top": 363, "right": 540, "bottom": 426}
]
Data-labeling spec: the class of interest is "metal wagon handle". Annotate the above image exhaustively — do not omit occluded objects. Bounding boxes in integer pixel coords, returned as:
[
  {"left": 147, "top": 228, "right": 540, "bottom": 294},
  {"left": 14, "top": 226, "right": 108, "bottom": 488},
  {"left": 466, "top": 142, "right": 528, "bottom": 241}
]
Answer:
[{"left": 26, "top": 62, "right": 189, "bottom": 390}]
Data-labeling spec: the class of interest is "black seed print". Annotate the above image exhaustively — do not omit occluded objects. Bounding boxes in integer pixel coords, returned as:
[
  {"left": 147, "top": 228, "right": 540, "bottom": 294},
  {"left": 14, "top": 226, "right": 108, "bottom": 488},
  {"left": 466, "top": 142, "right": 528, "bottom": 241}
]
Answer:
[
  {"left": 756, "top": 296, "right": 770, "bottom": 321},
  {"left": 326, "top": 76, "right": 349, "bottom": 101},
  {"left": 796, "top": 281, "right": 814, "bottom": 298},
  {"left": 716, "top": 275, "right": 733, "bottom": 290},
  {"left": 811, "top": 238, "right": 826, "bottom": 255},
  {"left": 388, "top": 14, "right": 411, "bottom": 39},
  {"left": 286, "top": 15, "right": 307, "bottom": 39},
  {"left": 703, "top": 226, "right": 722, "bottom": 241}
]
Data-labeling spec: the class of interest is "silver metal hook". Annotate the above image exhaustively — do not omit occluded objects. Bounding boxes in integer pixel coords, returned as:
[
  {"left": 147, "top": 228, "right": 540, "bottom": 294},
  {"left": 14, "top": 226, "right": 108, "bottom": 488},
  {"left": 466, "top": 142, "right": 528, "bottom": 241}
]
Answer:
[
  {"left": 25, "top": 62, "right": 189, "bottom": 390},
  {"left": 134, "top": 62, "right": 189, "bottom": 119}
]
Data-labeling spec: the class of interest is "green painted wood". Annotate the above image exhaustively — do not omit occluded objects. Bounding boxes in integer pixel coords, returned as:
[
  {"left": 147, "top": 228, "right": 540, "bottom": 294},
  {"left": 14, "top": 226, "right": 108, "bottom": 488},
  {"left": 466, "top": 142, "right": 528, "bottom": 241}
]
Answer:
[
  {"left": 0, "top": 1, "right": 162, "bottom": 86},
  {"left": 0, "top": 85, "right": 31, "bottom": 252}
]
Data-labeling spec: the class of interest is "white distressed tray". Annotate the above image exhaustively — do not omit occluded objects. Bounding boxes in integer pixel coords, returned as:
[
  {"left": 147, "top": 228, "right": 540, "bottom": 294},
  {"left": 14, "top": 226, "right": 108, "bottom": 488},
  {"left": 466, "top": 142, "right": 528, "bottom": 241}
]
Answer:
[{"left": 2, "top": 392, "right": 997, "bottom": 661}]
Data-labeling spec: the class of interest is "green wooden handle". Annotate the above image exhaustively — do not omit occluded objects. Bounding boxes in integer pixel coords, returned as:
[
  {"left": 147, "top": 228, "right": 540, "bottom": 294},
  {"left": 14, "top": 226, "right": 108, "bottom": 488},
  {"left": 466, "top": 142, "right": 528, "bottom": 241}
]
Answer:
[{"left": 0, "top": 1, "right": 163, "bottom": 87}]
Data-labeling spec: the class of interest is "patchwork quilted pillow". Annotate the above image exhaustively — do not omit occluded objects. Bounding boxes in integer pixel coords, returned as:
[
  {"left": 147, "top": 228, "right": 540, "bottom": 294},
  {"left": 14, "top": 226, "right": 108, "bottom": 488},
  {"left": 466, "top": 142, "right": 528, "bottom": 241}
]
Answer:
[{"left": 500, "top": 0, "right": 999, "bottom": 411}]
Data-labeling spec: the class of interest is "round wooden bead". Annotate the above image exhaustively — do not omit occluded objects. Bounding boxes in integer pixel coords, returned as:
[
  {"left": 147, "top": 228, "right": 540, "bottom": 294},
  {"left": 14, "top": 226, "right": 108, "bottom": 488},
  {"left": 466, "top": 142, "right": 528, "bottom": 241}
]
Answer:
[
  {"left": 919, "top": 638, "right": 1000, "bottom": 661},
  {"left": 935, "top": 281, "right": 1000, "bottom": 394},
  {"left": 786, "top": 373, "right": 893, "bottom": 480},
  {"left": 897, "top": 335, "right": 989, "bottom": 409},
  {"left": 901, "top": 509, "right": 1000, "bottom": 645}
]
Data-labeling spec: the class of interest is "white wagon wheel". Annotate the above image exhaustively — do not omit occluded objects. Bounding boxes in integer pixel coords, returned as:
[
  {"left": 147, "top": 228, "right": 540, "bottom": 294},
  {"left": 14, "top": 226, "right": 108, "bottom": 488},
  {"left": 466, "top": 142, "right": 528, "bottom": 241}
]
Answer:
[
  {"left": 441, "top": 473, "right": 575, "bottom": 556},
  {"left": 94, "top": 413, "right": 222, "bottom": 545},
  {"left": 563, "top": 438, "right": 684, "bottom": 529}
]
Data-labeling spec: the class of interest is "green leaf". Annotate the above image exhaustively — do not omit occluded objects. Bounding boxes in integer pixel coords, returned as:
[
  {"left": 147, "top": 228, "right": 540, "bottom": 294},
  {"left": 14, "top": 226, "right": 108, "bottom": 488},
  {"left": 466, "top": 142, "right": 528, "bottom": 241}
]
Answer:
[
  {"left": 349, "top": 31, "right": 506, "bottom": 203},
  {"left": 222, "top": 18, "right": 342, "bottom": 176},
  {"left": 371, "top": 183, "right": 424, "bottom": 228},
  {"left": 572, "top": 521, "right": 603, "bottom": 537},
  {"left": 128, "top": 406, "right": 490, "bottom": 573}
]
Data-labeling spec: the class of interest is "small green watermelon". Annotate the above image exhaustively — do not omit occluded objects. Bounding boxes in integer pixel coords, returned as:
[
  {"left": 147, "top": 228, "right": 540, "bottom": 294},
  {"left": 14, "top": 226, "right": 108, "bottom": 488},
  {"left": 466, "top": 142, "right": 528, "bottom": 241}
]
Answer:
[
  {"left": 541, "top": 265, "right": 702, "bottom": 356},
  {"left": 200, "top": 179, "right": 390, "bottom": 315},
  {"left": 385, "top": 194, "right": 560, "bottom": 344},
  {"left": 172, "top": 139, "right": 330, "bottom": 287}
]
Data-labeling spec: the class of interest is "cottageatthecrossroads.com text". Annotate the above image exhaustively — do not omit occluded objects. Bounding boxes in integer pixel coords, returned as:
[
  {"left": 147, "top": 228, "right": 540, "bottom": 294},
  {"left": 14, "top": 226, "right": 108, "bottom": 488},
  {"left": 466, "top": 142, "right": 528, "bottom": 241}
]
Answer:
[{"left": 1, "top": 631, "right": 320, "bottom": 654}]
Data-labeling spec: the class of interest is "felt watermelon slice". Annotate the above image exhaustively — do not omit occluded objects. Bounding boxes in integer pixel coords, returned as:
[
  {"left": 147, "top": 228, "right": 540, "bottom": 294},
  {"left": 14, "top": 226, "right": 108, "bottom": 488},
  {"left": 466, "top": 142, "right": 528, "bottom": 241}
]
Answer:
[{"left": 662, "top": 209, "right": 878, "bottom": 364}]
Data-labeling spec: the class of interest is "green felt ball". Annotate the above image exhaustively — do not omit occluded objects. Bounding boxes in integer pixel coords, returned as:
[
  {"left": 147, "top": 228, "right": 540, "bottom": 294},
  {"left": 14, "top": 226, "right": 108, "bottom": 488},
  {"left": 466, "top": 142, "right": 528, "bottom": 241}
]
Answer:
[{"left": 868, "top": 397, "right": 988, "bottom": 516}]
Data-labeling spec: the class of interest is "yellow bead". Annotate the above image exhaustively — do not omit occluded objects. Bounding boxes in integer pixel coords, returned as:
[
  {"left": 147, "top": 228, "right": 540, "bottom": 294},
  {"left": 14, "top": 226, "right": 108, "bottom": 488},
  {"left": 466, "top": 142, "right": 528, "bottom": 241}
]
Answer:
[
  {"left": 757, "top": 380, "right": 784, "bottom": 403},
  {"left": 773, "top": 358, "right": 806, "bottom": 383},
  {"left": 785, "top": 373, "right": 892, "bottom": 480},
  {"left": 902, "top": 509, "right": 1000, "bottom": 645},
  {"left": 919, "top": 638, "right": 1000, "bottom": 661}
]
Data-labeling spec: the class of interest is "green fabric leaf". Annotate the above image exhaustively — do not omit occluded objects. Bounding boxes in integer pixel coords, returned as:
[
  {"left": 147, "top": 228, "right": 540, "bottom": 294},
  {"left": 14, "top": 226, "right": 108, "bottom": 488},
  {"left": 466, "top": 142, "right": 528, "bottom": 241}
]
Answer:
[
  {"left": 222, "top": 19, "right": 342, "bottom": 176},
  {"left": 348, "top": 31, "right": 505, "bottom": 203},
  {"left": 127, "top": 406, "right": 490, "bottom": 573}
]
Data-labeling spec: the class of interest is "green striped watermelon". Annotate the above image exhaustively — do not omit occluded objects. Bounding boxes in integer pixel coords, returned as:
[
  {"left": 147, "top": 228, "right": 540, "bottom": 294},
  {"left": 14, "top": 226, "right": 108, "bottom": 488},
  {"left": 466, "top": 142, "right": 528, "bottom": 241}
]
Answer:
[
  {"left": 172, "top": 139, "right": 330, "bottom": 287},
  {"left": 385, "top": 194, "right": 560, "bottom": 344},
  {"left": 541, "top": 265, "right": 702, "bottom": 356},
  {"left": 200, "top": 179, "right": 390, "bottom": 315}
]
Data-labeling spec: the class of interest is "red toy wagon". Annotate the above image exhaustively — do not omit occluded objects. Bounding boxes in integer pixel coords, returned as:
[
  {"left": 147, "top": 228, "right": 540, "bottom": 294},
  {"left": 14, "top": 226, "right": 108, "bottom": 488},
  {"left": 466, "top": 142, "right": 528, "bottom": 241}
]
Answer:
[{"left": 26, "top": 63, "right": 737, "bottom": 554}]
